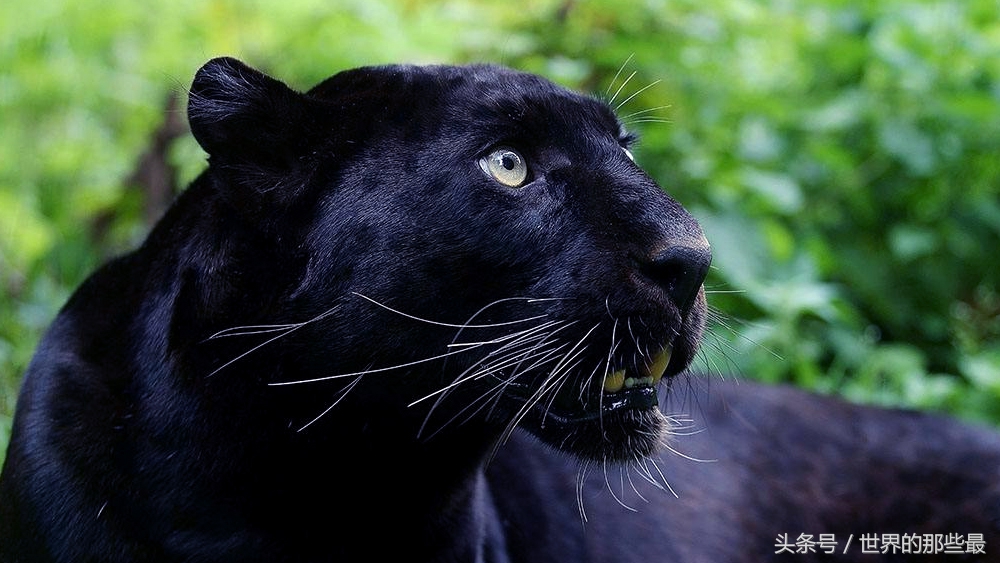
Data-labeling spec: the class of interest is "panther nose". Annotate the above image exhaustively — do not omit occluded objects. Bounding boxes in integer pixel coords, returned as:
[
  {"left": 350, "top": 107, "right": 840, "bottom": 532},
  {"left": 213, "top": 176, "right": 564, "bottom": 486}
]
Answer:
[{"left": 642, "top": 244, "right": 712, "bottom": 315}]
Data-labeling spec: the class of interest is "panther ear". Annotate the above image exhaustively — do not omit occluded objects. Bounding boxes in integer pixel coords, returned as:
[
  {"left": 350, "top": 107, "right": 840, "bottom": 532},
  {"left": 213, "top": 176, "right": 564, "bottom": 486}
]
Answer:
[
  {"left": 187, "top": 58, "right": 321, "bottom": 225},
  {"left": 188, "top": 57, "right": 310, "bottom": 161}
]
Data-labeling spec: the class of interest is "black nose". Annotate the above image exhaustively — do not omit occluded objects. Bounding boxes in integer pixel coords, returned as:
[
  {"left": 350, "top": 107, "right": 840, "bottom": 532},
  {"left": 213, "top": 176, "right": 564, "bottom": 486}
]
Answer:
[{"left": 643, "top": 245, "right": 712, "bottom": 315}]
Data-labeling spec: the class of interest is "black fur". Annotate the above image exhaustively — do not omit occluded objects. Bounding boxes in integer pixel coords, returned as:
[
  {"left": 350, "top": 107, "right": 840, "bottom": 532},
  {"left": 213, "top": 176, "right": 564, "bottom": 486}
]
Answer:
[{"left": 0, "top": 58, "right": 997, "bottom": 562}]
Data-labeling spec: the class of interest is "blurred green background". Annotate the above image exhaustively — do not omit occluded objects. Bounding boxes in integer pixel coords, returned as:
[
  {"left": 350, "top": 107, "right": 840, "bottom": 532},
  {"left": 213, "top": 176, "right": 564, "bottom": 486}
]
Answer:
[{"left": 2, "top": 0, "right": 999, "bottom": 464}]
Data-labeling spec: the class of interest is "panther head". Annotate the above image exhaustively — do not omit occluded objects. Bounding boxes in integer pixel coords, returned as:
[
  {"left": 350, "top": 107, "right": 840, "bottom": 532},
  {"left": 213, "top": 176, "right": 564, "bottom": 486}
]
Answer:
[{"left": 186, "top": 58, "right": 710, "bottom": 463}]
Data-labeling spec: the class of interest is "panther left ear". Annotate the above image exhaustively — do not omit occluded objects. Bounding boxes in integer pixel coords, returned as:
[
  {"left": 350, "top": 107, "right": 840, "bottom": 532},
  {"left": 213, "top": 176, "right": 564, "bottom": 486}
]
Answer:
[
  {"left": 188, "top": 57, "right": 310, "bottom": 161},
  {"left": 187, "top": 58, "right": 316, "bottom": 219}
]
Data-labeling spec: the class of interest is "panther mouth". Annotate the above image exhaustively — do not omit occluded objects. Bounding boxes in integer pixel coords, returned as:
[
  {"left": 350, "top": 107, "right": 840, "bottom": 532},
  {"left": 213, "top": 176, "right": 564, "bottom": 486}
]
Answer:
[
  {"left": 601, "top": 345, "right": 672, "bottom": 394},
  {"left": 592, "top": 345, "right": 673, "bottom": 417},
  {"left": 526, "top": 344, "right": 674, "bottom": 424}
]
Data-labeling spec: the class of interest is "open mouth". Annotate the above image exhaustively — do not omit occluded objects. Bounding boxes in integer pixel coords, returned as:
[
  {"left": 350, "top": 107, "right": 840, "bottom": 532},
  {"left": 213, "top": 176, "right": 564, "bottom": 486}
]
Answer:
[
  {"left": 601, "top": 345, "right": 672, "bottom": 394},
  {"left": 526, "top": 344, "right": 674, "bottom": 424},
  {"left": 505, "top": 342, "right": 680, "bottom": 462},
  {"left": 593, "top": 344, "right": 672, "bottom": 415}
]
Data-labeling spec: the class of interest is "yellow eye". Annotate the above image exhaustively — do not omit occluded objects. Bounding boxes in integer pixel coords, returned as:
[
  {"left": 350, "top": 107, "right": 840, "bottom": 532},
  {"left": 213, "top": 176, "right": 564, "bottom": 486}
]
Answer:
[{"left": 480, "top": 148, "right": 528, "bottom": 188}]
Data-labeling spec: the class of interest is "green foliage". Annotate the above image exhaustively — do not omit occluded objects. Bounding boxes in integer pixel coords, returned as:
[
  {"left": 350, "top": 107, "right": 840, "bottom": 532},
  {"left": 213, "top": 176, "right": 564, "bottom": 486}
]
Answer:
[{"left": 2, "top": 0, "right": 999, "bottom": 463}]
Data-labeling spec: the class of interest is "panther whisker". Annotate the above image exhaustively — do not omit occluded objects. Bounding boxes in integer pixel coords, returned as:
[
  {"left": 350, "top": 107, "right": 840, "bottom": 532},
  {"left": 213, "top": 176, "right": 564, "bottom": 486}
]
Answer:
[
  {"left": 207, "top": 324, "right": 303, "bottom": 339},
  {"left": 628, "top": 117, "right": 673, "bottom": 125},
  {"left": 661, "top": 412, "right": 699, "bottom": 435},
  {"left": 270, "top": 342, "right": 488, "bottom": 386},
  {"left": 548, "top": 323, "right": 601, "bottom": 381},
  {"left": 620, "top": 105, "right": 671, "bottom": 121},
  {"left": 603, "top": 460, "right": 638, "bottom": 512},
  {"left": 579, "top": 358, "right": 605, "bottom": 403},
  {"left": 296, "top": 374, "right": 365, "bottom": 432},
  {"left": 615, "top": 79, "right": 662, "bottom": 112},
  {"left": 605, "top": 53, "right": 635, "bottom": 101},
  {"left": 661, "top": 440, "right": 716, "bottom": 464},
  {"left": 608, "top": 71, "right": 637, "bottom": 108},
  {"left": 416, "top": 321, "right": 576, "bottom": 438},
  {"left": 353, "top": 292, "right": 548, "bottom": 329},
  {"left": 410, "top": 339, "right": 565, "bottom": 408},
  {"left": 499, "top": 369, "right": 565, "bottom": 447},
  {"left": 539, "top": 358, "right": 581, "bottom": 422},
  {"left": 644, "top": 455, "right": 679, "bottom": 499},
  {"left": 441, "top": 298, "right": 566, "bottom": 374},
  {"left": 576, "top": 461, "right": 592, "bottom": 523},
  {"left": 629, "top": 456, "right": 663, "bottom": 492},
  {"left": 274, "top": 317, "right": 556, "bottom": 386},
  {"left": 425, "top": 373, "right": 520, "bottom": 433},
  {"left": 502, "top": 369, "right": 562, "bottom": 437},
  {"left": 455, "top": 321, "right": 574, "bottom": 383},
  {"left": 445, "top": 319, "right": 565, "bottom": 349},
  {"left": 420, "top": 350, "right": 567, "bottom": 442},
  {"left": 626, "top": 317, "right": 648, "bottom": 361},
  {"left": 208, "top": 329, "right": 298, "bottom": 377},
  {"left": 207, "top": 305, "right": 341, "bottom": 377},
  {"left": 593, "top": 319, "right": 621, "bottom": 430},
  {"left": 550, "top": 326, "right": 609, "bottom": 414},
  {"left": 698, "top": 344, "right": 737, "bottom": 379},
  {"left": 500, "top": 324, "right": 599, "bottom": 442},
  {"left": 708, "top": 307, "right": 784, "bottom": 361},
  {"left": 483, "top": 365, "right": 569, "bottom": 462},
  {"left": 624, "top": 460, "right": 650, "bottom": 504}
]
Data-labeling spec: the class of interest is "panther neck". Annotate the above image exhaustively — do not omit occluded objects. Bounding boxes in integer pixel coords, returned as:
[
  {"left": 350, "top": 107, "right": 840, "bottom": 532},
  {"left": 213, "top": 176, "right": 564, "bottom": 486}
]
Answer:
[{"left": 244, "top": 415, "right": 510, "bottom": 561}]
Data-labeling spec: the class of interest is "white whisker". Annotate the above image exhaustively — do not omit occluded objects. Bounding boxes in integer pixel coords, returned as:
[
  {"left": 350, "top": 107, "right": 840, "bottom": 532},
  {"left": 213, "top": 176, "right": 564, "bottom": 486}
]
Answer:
[
  {"left": 629, "top": 117, "right": 673, "bottom": 125},
  {"left": 409, "top": 339, "right": 566, "bottom": 408},
  {"left": 353, "top": 292, "right": 547, "bottom": 329},
  {"left": 616, "top": 80, "right": 662, "bottom": 112},
  {"left": 420, "top": 348, "right": 566, "bottom": 441},
  {"left": 609, "top": 71, "right": 637, "bottom": 108},
  {"left": 499, "top": 324, "right": 601, "bottom": 444},
  {"left": 625, "top": 461, "right": 649, "bottom": 504},
  {"left": 416, "top": 319, "right": 576, "bottom": 438},
  {"left": 297, "top": 374, "right": 365, "bottom": 432},
  {"left": 605, "top": 53, "right": 636, "bottom": 101},
  {"left": 207, "top": 306, "right": 340, "bottom": 377},
  {"left": 620, "top": 105, "right": 672, "bottom": 121},
  {"left": 603, "top": 460, "right": 637, "bottom": 512},
  {"left": 207, "top": 324, "right": 300, "bottom": 338},
  {"left": 661, "top": 440, "right": 716, "bottom": 464},
  {"left": 646, "top": 455, "right": 679, "bottom": 499},
  {"left": 576, "top": 461, "right": 592, "bottom": 522},
  {"left": 270, "top": 343, "right": 483, "bottom": 386},
  {"left": 276, "top": 312, "right": 562, "bottom": 387}
]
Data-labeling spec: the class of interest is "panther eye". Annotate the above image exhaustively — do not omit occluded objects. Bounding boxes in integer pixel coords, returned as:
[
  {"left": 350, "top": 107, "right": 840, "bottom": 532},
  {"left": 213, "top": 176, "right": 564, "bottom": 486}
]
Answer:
[{"left": 480, "top": 148, "right": 528, "bottom": 188}]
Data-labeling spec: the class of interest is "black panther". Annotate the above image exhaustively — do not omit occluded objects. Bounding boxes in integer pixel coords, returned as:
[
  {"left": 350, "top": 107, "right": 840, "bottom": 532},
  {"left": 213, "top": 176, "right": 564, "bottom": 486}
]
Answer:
[{"left": 0, "top": 58, "right": 997, "bottom": 562}]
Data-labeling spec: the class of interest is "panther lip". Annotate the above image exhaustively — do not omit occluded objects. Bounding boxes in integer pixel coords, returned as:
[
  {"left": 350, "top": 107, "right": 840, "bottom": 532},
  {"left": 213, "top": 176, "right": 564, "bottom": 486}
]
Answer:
[{"left": 602, "top": 345, "right": 672, "bottom": 394}]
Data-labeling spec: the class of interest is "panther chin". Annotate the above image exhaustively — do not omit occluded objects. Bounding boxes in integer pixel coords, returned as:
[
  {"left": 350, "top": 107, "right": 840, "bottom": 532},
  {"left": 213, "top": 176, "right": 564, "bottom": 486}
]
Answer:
[{"left": 516, "top": 345, "right": 677, "bottom": 462}]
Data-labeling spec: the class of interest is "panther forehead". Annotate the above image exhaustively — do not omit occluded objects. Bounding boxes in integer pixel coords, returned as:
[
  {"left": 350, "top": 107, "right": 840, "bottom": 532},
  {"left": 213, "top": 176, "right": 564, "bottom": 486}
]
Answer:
[{"left": 307, "top": 63, "right": 624, "bottom": 145}]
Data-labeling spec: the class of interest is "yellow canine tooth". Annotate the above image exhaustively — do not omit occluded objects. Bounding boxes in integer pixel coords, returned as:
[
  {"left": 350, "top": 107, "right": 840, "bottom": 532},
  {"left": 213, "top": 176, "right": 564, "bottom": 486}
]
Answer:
[
  {"left": 603, "top": 369, "right": 626, "bottom": 393},
  {"left": 649, "top": 346, "right": 673, "bottom": 385}
]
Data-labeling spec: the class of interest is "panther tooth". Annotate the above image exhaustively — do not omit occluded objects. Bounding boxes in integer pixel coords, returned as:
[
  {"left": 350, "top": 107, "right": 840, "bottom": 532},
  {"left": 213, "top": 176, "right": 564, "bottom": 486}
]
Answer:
[
  {"left": 603, "top": 369, "right": 626, "bottom": 394},
  {"left": 649, "top": 346, "right": 673, "bottom": 385}
]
